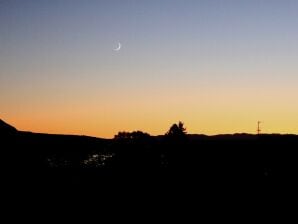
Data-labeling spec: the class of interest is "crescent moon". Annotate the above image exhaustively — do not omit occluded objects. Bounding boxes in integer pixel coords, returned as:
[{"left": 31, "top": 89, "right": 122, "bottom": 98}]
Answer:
[{"left": 114, "top": 42, "right": 121, "bottom": 51}]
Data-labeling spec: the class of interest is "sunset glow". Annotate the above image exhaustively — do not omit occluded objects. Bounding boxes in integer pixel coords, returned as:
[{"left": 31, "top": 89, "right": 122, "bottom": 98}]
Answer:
[{"left": 1, "top": 0, "right": 298, "bottom": 138}]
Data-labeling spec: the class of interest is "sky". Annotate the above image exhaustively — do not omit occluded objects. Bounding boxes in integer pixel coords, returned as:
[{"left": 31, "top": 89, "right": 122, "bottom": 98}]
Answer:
[{"left": 1, "top": 0, "right": 298, "bottom": 137}]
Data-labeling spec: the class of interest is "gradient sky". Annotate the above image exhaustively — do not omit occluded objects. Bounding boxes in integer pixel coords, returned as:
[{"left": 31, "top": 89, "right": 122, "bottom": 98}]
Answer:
[{"left": 1, "top": 0, "right": 298, "bottom": 137}]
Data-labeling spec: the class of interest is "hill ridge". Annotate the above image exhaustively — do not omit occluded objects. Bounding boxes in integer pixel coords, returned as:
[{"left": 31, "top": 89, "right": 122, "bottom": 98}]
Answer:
[{"left": 0, "top": 119, "right": 17, "bottom": 134}]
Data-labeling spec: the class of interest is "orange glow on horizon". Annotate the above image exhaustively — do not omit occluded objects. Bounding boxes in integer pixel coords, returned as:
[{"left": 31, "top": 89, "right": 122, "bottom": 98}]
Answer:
[{"left": 2, "top": 82, "right": 298, "bottom": 138}]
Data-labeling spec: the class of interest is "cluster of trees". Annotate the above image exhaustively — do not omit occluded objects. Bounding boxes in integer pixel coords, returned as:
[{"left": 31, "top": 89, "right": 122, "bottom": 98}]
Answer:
[
  {"left": 114, "top": 121, "right": 187, "bottom": 141},
  {"left": 107, "top": 121, "right": 187, "bottom": 170},
  {"left": 114, "top": 131, "right": 151, "bottom": 142}
]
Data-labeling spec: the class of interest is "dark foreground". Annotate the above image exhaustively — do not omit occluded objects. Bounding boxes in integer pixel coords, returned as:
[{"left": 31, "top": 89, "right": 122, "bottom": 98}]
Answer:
[{"left": 1, "top": 120, "right": 298, "bottom": 209}]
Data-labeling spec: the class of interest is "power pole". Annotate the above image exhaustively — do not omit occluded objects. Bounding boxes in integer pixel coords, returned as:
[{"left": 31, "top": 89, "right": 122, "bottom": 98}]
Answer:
[{"left": 257, "top": 121, "right": 261, "bottom": 135}]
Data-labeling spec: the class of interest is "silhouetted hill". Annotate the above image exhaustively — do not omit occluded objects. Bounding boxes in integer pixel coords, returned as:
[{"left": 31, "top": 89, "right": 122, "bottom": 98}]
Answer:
[
  {"left": 0, "top": 119, "right": 17, "bottom": 135},
  {"left": 2, "top": 118, "right": 298, "bottom": 199},
  {"left": 188, "top": 133, "right": 258, "bottom": 141}
]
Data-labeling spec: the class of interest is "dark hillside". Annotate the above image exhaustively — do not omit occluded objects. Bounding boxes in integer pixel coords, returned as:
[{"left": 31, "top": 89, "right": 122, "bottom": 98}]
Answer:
[{"left": 1, "top": 119, "right": 298, "bottom": 195}]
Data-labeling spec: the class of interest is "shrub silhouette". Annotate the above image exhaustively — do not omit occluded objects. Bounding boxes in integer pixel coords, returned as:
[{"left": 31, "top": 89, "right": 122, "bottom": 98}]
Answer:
[
  {"left": 110, "top": 130, "right": 156, "bottom": 170},
  {"left": 114, "top": 131, "right": 151, "bottom": 143}
]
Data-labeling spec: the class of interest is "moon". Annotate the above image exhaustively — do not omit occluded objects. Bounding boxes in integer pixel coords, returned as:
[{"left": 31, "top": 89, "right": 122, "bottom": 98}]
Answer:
[{"left": 114, "top": 42, "right": 121, "bottom": 51}]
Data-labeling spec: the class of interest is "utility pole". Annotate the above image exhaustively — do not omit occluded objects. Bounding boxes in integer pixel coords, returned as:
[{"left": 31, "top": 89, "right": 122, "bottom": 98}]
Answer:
[{"left": 257, "top": 121, "right": 261, "bottom": 135}]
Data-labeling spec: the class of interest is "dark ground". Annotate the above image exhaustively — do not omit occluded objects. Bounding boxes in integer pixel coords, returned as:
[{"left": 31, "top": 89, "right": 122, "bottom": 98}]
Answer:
[{"left": 1, "top": 119, "right": 297, "bottom": 213}]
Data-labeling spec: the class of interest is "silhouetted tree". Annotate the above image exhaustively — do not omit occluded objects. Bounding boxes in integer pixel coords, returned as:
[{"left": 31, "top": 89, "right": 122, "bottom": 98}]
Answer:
[
  {"left": 163, "top": 122, "right": 188, "bottom": 169},
  {"left": 166, "top": 121, "right": 187, "bottom": 138}
]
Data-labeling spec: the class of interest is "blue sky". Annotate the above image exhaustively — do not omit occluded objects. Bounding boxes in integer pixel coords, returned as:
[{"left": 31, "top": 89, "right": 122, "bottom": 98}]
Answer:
[{"left": 1, "top": 0, "right": 298, "bottom": 136}]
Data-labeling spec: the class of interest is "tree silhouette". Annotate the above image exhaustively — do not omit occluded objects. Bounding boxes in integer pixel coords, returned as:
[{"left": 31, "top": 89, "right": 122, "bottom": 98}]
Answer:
[
  {"left": 164, "top": 121, "right": 188, "bottom": 148},
  {"left": 166, "top": 121, "right": 187, "bottom": 138},
  {"left": 163, "top": 122, "right": 188, "bottom": 169}
]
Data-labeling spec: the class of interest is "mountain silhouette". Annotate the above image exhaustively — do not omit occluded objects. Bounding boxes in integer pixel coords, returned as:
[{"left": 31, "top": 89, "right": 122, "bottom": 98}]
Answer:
[{"left": 0, "top": 119, "right": 17, "bottom": 135}]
